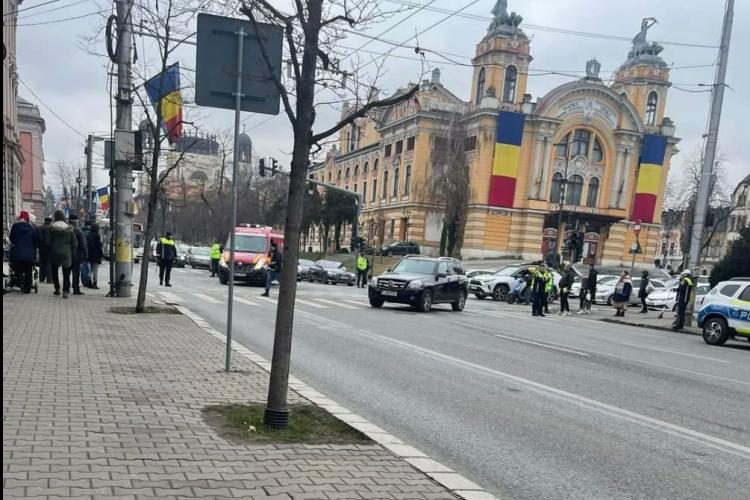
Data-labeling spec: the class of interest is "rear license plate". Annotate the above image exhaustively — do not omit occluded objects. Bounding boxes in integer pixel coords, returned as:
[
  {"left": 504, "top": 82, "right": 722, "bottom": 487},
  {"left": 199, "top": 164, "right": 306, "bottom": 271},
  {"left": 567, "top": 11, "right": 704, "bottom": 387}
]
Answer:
[{"left": 382, "top": 291, "right": 397, "bottom": 297}]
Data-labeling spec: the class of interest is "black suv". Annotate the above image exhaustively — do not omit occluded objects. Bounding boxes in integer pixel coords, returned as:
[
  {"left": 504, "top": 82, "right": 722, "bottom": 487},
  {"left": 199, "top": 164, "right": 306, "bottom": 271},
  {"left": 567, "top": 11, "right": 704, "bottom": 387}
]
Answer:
[
  {"left": 380, "top": 241, "right": 420, "bottom": 256},
  {"left": 368, "top": 256, "right": 467, "bottom": 312}
]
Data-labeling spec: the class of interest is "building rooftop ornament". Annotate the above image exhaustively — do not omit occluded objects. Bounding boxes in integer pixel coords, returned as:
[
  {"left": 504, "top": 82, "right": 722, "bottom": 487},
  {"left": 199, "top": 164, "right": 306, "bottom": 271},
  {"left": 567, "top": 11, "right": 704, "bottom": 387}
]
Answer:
[
  {"left": 484, "top": 0, "right": 526, "bottom": 40},
  {"left": 585, "top": 58, "right": 601, "bottom": 80},
  {"left": 623, "top": 17, "right": 666, "bottom": 68}
]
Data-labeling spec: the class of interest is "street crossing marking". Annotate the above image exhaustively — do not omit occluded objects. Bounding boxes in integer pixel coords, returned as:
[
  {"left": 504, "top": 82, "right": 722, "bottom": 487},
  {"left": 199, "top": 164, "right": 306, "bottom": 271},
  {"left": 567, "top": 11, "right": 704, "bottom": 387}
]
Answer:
[
  {"left": 614, "top": 341, "right": 732, "bottom": 364},
  {"left": 157, "top": 291, "right": 181, "bottom": 303},
  {"left": 494, "top": 334, "right": 589, "bottom": 357},
  {"left": 257, "top": 295, "right": 277, "bottom": 304},
  {"left": 234, "top": 297, "right": 259, "bottom": 307},
  {"left": 343, "top": 300, "right": 365, "bottom": 307},
  {"left": 295, "top": 298, "right": 328, "bottom": 309},
  {"left": 192, "top": 293, "right": 221, "bottom": 304},
  {"left": 316, "top": 298, "right": 357, "bottom": 309}
]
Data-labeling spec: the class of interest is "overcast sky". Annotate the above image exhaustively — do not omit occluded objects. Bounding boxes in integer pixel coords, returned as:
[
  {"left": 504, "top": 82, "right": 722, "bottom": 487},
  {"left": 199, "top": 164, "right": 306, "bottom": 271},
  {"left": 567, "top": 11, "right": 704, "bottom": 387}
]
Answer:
[{"left": 15, "top": 0, "right": 749, "bottom": 195}]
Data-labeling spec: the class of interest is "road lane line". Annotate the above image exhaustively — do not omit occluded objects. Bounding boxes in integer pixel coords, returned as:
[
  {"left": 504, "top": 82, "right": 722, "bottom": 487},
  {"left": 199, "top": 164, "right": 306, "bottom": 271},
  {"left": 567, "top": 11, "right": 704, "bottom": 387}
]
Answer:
[
  {"left": 493, "top": 334, "right": 589, "bottom": 356},
  {"left": 343, "top": 300, "right": 366, "bottom": 307},
  {"left": 295, "top": 298, "right": 328, "bottom": 309},
  {"left": 191, "top": 293, "right": 222, "bottom": 304},
  {"left": 234, "top": 297, "right": 259, "bottom": 307},
  {"left": 614, "top": 341, "right": 733, "bottom": 364},
  {"left": 316, "top": 298, "right": 357, "bottom": 309}
]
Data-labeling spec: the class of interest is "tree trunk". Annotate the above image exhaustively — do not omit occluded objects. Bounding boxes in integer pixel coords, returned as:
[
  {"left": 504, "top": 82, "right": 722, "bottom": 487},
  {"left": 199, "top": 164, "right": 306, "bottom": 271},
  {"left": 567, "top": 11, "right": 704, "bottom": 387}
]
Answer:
[{"left": 264, "top": 0, "right": 323, "bottom": 428}]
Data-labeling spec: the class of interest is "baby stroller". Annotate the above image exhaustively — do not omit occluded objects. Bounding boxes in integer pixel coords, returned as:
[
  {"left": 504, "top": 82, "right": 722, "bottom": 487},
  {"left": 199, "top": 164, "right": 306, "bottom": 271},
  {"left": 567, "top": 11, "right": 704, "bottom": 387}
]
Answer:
[{"left": 3, "top": 258, "right": 39, "bottom": 294}]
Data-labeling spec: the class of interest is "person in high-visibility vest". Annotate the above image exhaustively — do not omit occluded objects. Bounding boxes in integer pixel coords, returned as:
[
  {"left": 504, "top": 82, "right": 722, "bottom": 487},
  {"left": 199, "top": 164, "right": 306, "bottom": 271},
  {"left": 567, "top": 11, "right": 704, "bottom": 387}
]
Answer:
[
  {"left": 210, "top": 241, "right": 222, "bottom": 277},
  {"left": 356, "top": 254, "right": 368, "bottom": 288},
  {"left": 156, "top": 232, "right": 176, "bottom": 287},
  {"left": 530, "top": 265, "right": 551, "bottom": 317},
  {"left": 672, "top": 270, "right": 694, "bottom": 331}
]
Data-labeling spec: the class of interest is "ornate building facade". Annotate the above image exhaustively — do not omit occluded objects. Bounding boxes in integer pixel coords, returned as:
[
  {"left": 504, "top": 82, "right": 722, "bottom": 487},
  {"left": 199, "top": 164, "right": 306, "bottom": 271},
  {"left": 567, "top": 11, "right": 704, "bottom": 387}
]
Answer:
[
  {"left": 3, "top": 0, "right": 23, "bottom": 234},
  {"left": 310, "top": 2, "right": 680, "bottom": 266},
  {"left": 18, "top": 97, "right": 47, "bottom": 221}
]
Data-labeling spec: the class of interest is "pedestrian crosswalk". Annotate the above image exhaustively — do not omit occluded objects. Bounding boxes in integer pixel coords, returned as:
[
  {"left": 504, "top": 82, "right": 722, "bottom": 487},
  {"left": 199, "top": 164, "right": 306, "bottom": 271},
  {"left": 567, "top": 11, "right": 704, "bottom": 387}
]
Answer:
[{"left": 191, "top": 293, "right": 222, "bottom": 304}]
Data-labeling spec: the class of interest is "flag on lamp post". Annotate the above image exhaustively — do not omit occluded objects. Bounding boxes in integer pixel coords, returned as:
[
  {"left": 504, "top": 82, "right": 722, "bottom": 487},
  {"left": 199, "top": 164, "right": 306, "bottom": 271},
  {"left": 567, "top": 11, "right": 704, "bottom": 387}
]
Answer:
[{"left": 145, "top": 63, "right": 183, "bottom": 144}]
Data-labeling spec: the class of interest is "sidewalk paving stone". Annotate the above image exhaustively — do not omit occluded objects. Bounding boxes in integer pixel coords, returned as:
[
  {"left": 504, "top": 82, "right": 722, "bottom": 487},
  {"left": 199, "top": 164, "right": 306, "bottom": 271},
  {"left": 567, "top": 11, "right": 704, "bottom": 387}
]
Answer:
[{"left": 3, "top": 292, "right": 461, "bottom": 499}]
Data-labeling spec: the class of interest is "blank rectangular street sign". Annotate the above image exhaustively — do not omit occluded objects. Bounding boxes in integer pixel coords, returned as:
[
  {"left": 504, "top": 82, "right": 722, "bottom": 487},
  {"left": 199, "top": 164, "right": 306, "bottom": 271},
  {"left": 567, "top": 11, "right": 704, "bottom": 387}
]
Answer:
[{"left": 195, "top": 13, "right": 282, "bottom": 115}]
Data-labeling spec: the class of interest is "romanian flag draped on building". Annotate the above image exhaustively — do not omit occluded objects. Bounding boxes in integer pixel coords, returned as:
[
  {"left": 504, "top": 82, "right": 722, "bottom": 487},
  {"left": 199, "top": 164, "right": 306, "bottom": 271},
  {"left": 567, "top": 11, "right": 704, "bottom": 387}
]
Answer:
[
  {"left": 145, "top": 63, "right": 183, "bottom": 144},
  {"left": 631, "top": 134, "right": 667, "bottom": 224},
  {"left": 488, "top": 111, "right": 526, "bottom": 208},
  {"left": 97, "top": 186, "right": 109, "bottom": 212}
]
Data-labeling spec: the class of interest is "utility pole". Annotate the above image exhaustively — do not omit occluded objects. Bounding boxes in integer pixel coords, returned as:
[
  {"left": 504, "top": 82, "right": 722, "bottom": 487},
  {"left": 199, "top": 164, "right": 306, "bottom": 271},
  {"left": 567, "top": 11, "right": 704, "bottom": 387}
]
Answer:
[
  {"left": 75, "top": 171, "right": 82, "bottom": 216},
  {"left": 688, "top": 0, "right": 734, "bottom": 271},
  {"left": 85, "top": 135, "right": 94, "bottom": 222},
  {"left": 114, "top": 0, "right": 135, "bottom": 296},
  {"left": 554, "top": 140, "right": 571, "bottom": 257}
]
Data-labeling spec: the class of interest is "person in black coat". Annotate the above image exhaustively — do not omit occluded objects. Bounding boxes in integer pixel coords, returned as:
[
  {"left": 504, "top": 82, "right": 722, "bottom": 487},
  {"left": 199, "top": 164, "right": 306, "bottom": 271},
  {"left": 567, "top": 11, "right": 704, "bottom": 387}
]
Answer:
[
  {"left": 37, "top": 217, "right": 53, "bottom": 283},
  {"left": 9, "top": 211, "right": 38, "bottom": 293},
  {"left": 67, "top": 215, "right": 88, "bottom": 295},
  {"left": 86, "top": 224, "right": 104, "bottom": 289},
  {"left": 638, "top": 270, "right": 651, "bottom": 313}
]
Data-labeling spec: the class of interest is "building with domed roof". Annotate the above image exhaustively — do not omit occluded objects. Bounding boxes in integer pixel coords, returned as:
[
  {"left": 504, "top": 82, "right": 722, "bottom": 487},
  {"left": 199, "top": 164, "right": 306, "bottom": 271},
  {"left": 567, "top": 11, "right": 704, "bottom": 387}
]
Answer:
[{"left": 309, "top": 1, "right": 680, "bottom": 266}]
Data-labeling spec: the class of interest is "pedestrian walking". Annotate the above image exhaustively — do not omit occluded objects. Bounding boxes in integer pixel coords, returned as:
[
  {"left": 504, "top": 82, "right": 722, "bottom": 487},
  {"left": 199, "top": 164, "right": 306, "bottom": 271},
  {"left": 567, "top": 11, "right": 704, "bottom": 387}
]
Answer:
[
  {"left": 577, "top": 276, "right": 589, "bottom": 314},
  {"left": 638, "top": 270, "right": 654, "bottom": 313},
  {"left": 558, "top": 262, "right": 575, "bottom": 316},
  {"left": 9, "top": 211, "right": 38, "bottom": 293},
  {"left": 86, "top": 223, "right": 104, "bottom": 289},
  {"left": 541, "top": 265, "right": 554, "bottom": 314},
  {"left": 67, "top": 215, "right": 88, "bottom": 295},
  {"left": 156, "top": 232, "right": 177, "bottom": 287},
  {"left": 49, "top": 210, "right": 77, "bottom": 298},
  {"left": 612, "top": 271, "right": 633, "bottom": 317},
  {"left": 261, "top": 242, "right": 282, "bottom": 297},
  {"left": 210, "top": 240, "right": 222, "bottom": 277},
  {"left": 356, "top": 253, "right": 368, "bottom": 288},
  {"left": 672, "top": 270, "right": 694, "bottom": 331},
  {"left": 531, "top": 265, "right": 550, "bottom": 317},
  {"left": 578, "top": 263, "right": 598, "bottom": 314},
  {"left": 37, "top": 216, "right": 53, "bottom": 283}
]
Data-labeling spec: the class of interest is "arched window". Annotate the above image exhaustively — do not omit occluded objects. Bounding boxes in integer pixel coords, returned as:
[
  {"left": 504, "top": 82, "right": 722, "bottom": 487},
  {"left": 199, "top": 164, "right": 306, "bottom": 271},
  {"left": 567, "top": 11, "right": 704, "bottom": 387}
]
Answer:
[
  {"left": 372, "top": 179, "right": 377, "bottom": 202},
  {"left": 392, "top": 167, "right": 400, "bottom": 197},
  {"left": 354, "top": 165, "right": 359, "bottom": 176},
  {"left": 345, "top": 167, "right": 350, "bottom": 178},
  {"left": 586, "top": 177, "right": 600, "bottom": 207},
  {"left": 503, "top": 65, "right": 517, "bottom": 103},
  {"left": 550, "top": 172, "right": 564, "bottom": 203},
  {"left": 404, "top": 165, "right": 411, "bottom": 196},
  {"left": 475, "top": 67, "right": 486, "bottom": 105},
  {"left": 364, "top": 161, "right": 369, "bottom": 173},
  {"left": 592, "top": 138, "right": 604, "bottom": 163},
  {"left": 328, "top": 172, "right": 332, "bottom": 182},
  {"left": 555, "top": 133, "right": 570, "bottom": 159},
  {"left": 571, "top": 129, "right": 591, "bottom": 157},
  {"left": 337, "top": 170, "right": 342, "bottom": 181},
  {"left": 373, "top": 159, "right": 379, "bottom": 171},
  {"left": 382, "top": 171, "right": 389, "bottom": 198},
  {"left": 568, "top": 175, "right": 584, "bottom": 205},
  {"left": 645, "top": 91, "right": 658, "bottom": 126}
]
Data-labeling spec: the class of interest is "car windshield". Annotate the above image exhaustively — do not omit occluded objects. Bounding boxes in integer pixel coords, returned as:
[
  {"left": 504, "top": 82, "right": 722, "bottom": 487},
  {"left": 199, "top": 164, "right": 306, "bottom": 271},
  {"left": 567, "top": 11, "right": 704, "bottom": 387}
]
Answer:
[
  {"left": 391, "top": 259, "right": 437, "bottom": 275},
  {"left": 598, "top": 276, "right": 618, "bottom": 285},
  {"left": 176, "top": 244, "right": 188, "bottom": 254},
  {"left": 493, "top": 266, "right": 520, "bottom": 276},
  {"left": 319, "top": 260, "right": 342, "bottom": 269},
  {"left": 232, "top": 234, "right": 267, "bottom": 253},
  {"left": 196, "top": 248, "right": 210, "bottom": 256},
  {"left": 298, "top": 259, "right": 314, "bottom": 266}
]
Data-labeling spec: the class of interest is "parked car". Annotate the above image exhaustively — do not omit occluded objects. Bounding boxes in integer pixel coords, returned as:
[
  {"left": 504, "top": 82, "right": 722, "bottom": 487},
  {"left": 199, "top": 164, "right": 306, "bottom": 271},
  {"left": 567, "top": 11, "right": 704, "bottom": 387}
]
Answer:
[
  {"left": 134, "top": 246, "right": 144, "bottom": 263},
  {"left": 297, "top": 259, "right": 315, "bottom": 281},
  {"left": 368, "top": 256, "right": 467, "bottom": 312},
  {"left": 595, "top": 277, "right": 666, "bottom": 306},
  {"left": 380, "top": 241, "right": 420, "bottom": 256},
  {"left": 570, "top": 275, "right": 618, "bottom": 298},
  {"left": 469, "top": 264, "right": 561, "bottom": 301},
  {"left": 173, "top": 244, "right": 188, "bottom": 268},
  {"left": 646, "top": 282, "right": 711, "bottom": 311},
  {"left": 697, "top": 278, "right": 750, "bottom": 345},
  {"left": 466, "top": 269, "right": 494, "bottom": 278},
  {"left": 307, "top": 260, "right": 355, "bottom": 286},
  {"left": 190, "top": 247, "right": 211, "bottom": 269}
]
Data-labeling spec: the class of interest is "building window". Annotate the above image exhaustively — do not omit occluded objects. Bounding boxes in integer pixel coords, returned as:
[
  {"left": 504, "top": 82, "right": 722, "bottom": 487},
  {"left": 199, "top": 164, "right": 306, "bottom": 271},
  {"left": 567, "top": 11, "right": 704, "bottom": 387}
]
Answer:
[
  {"left": 346, "top": 167, "right": 351, "bottom": 178},
  {"left": 463, "top": 135, "right": 477, "bottom": 151},
  {"left": 354, "top": 164, "right": 359, "bottom": 176},
  {"left": 550, "top": 172, "right": 564, "bottom": 202},
  {"left": 404, "top": 165, "right": 411, "bottom": 196},
  {"left": 567, "top": 175, "right": 584, "bottom": 205},
  {"left": 407, "top": 137, "right": 415, "bottom": 151},
  {"left": 389, "top": 219, "right": 395, "bottom": 238},
  {"left": 395, "top": 140, "right": 403, "bottom": 154},
  {"left": 363, "top": 161, "right": 368, "bottom": 173},
  {"left": 571, "top": 129, "right": 591, "bottom": 157},
  {"left": 372, "top": 179, "right": 377, "bottom": 202},
  {"left": 392, "top": 167, "right": 400, "bottom": 197},
  {"left": 475, "top": 67, "right": 486, "bottom": 105},
  {"left": 337, "top": 170, "right": 341, "bottom": 181},
  {"left": 592, "top": 138, "right": 604, "bottom": 163},
  {"left": 373, "top": 159, "right": 379, "bottom": 171},
  {"left": 503, "top": 65, "right": 517, "bottom": 103},
  {"left": 555, "top": 133, "right": 570, "bottom": 159},
  {"left": 384, "top": 144, "right": 392, "bottom": 157},
  {"left": 645, "top": 91, "right": 658, "bottom": 126},
  {"left": 363, "top": 181, "right": 367, "bottom": 202},
  {"left": 383, "top": 171, "right": 388, "bottom": 198},
  {"left": 328, "top": 172, "right": 331, "bottom": 182},
  {"left": 586, "top": 177, "right": 600, "bottom": 207}
]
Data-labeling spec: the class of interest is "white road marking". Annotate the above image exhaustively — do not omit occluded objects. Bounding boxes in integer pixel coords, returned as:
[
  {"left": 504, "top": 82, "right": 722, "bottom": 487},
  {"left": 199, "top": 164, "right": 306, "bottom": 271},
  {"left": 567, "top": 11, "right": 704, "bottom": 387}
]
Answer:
[
  {"left": 257, "top": 295, "right": 277, "bottom": 304},
  {"left": 191, "top": 293, "right": 221, "bottom": 304},
  {"left": 234, "top": 297, "right": 259, "bottom": 307},
  {"left": 157, "top": 291, "right": 181, "bottom": 303},
  {"left": 316, "top": 298, "right": 357, "bottom": 309},
  {"left": 295, "top": 298, "right": 328, "bottom": 309},
  {"left": 493, "top": 334, "right": 589, "bottom": 357},
  {"left": 343, "top": 300, "right": 365, "bottom": 307},
  {"left": 614, "top": 341, "right": 733, "bottom": 364}
]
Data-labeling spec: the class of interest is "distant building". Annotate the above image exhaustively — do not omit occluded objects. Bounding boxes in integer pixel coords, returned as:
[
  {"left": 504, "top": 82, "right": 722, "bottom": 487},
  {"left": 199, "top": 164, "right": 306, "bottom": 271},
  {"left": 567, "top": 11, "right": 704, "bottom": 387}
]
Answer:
[
  {"left": 18, "top": 97, "right": 47, "bottom": 220},
  {"left": 3, "top": 0, "right": 22, "bottom": 233},
  {"left": 725, "top": 174, "right": 749, "bottom": 247}
]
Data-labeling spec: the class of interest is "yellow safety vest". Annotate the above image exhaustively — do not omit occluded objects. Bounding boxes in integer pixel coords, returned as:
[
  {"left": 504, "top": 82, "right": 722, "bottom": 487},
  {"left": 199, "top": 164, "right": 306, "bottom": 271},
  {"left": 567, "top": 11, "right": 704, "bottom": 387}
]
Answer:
[
  {"left": 211, "top": 243, "right": 221, "bottom": 259},
  {"left": 357, "top": 256, "right": 367, "bottom": 271}
]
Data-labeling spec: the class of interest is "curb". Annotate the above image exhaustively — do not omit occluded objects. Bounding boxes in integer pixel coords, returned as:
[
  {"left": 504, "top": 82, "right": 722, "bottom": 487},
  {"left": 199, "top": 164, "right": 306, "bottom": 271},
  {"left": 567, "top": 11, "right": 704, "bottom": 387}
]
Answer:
[
  {"left": 598, "top": 317, "right": 701, "bottom": 336},
  {"left": 168, "top": 302, "right": 499, "bottom": 500}
]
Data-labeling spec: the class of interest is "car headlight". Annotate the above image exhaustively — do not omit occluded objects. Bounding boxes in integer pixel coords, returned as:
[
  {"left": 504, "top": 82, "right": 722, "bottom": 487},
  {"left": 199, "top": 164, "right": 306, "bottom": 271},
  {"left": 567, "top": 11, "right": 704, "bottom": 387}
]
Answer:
[
  {"left": 369, "top": 278, "right": 377, "bottom": 286},
  {"left": 407, "top": 280, "right": 424, "bottom": 289}
]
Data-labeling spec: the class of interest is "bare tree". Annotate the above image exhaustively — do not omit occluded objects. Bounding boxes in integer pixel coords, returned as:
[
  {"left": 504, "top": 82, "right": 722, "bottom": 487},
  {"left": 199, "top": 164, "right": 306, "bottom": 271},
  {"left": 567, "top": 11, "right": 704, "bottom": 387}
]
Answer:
[{"left": 238, "top": 0, "right": 423, "bottom": 427}]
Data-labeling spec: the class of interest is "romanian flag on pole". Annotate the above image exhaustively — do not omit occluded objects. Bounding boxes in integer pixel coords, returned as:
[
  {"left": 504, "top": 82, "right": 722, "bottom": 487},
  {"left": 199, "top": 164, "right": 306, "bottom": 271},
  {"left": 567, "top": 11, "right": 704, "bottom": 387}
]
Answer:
[
  {"left": 631, "top": 134, "right": 667, "bottom": 224},
  {"left": 488, "top": 111, "right": 526, "bottom": 208},
  {"left": 145, "top": 63, "right": 183, "bottom": 144},
  {"left": 97, "top": 186, "right": 110, "bottom": 212}
]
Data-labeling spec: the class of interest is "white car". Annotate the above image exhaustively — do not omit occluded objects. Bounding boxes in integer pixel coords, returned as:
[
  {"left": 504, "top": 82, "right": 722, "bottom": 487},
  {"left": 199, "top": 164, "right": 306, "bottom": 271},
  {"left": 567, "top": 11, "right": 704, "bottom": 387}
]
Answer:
[
  {"left": 697, "top": 278, "right": 750, "bottom": 345},
  {"left": 469, "top": 264, "right": 561, "bottom": 301},
  {"left": 134, "top": 246, "right": 144, "bottom": 263},
  {"left": 646, "top": 283, "right": 711, "bottom": 311},
  {"left": 595, "top": 277, "right": 667, "bottom": 306},
  {"left": 570, "top": 275, "right": 618, "bottom": 298}
]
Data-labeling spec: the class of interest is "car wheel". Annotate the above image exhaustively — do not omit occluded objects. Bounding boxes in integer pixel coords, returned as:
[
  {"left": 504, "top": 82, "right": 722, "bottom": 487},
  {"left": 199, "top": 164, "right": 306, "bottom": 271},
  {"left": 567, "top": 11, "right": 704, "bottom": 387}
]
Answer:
[
  {"left": 417, "top": 289, "right": 433, "bottom": 313},
  {"left": 369, "top": 296, "right": 384, "bottom": 308},
  {"left": 474, "top": 294, "right": 486, "bottom": 300},
  {"left": 307, "top": 272, "right": 313, "bottom": 282},
  {"left": 492, "top": 284, "right": 509, "bottom": 302},
  {"left": 191, "top": 264, "right": 196, "bottom": 269},
  {"left": 702, "top": 317, "right": 729, "bottom": 346},
  {"left": 606, "top": 295, "right": 615, "bottom": 306},
  {"left": 452, "top": 290, "right": 466, "bottom": 312},
  {"left": 347, "top": 282, "right": 354, "bottom": 287},
  {"left": 385, "top": 251, "right": 392, "bottom": 257}
]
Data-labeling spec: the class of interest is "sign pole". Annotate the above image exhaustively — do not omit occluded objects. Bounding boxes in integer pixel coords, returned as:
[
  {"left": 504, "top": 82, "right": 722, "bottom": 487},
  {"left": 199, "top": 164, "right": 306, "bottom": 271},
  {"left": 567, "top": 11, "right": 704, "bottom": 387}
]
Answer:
[
  {"left": 225, "top": 27, "right": 245, "bottom": 373},
  {"left": 629, "top": 221, "right": 641, "bottom": 277}
]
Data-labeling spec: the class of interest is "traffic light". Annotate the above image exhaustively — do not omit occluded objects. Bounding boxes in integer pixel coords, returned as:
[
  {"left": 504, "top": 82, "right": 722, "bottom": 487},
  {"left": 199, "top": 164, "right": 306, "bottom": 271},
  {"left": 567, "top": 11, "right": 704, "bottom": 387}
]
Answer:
[
  {"left": 271, "top": 158, "right": 278, "bottom": 176},
  {"left": 259, "top": 158, "right": 266, "bottom": 177}
]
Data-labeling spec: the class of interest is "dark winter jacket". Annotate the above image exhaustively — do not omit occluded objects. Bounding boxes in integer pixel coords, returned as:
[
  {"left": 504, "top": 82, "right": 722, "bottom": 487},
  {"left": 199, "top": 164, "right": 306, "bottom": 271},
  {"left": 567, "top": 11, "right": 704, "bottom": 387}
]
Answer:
[
  {"left": 37, "top": 222, "right": 51, "bottom": 256},
  {"left": 587, "top": 268, "right": 599, "bottom": 292},
  {"left": 49, "top": 221, "right": 77, "bottom": 268},
  {"left": 269, "top": 249, "right": 283, "bottom": 273},
  {"left": 613, "top": 279, "right": 633, "bottom": 303},
  {"left": 638, "top": 276, "right": 650, "bottom": 298},
  {"left": 71, "top": 226, "right": 88, "bottom": 263},
  {"left": 86, "top": 231, "right": 104, "bottom": 264},
  {"left": 676, "top": 276, "right": 694, "bottom": 306},
  {"left": 9, "top": 220, "right": 38, "bottom": 263},
  {"left": 559, "top": 270, "right": 576, "bottom": 292},
  {"left": 156, "top": 237, "right": 177, "bottom": 261}
]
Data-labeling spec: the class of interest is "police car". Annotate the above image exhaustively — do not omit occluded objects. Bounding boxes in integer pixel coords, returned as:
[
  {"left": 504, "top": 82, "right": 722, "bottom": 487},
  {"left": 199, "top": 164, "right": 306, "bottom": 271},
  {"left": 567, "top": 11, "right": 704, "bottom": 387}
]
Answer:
[{"left": 696, "top": 278, "right": 750, "bottom": 346}]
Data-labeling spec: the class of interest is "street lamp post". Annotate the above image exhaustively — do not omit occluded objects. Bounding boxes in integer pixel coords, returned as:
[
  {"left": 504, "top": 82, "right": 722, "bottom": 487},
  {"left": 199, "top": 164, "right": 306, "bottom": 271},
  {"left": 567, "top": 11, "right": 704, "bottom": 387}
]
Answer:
[{"left": 553, "top": 140, "right": 572, "bottom": 256}]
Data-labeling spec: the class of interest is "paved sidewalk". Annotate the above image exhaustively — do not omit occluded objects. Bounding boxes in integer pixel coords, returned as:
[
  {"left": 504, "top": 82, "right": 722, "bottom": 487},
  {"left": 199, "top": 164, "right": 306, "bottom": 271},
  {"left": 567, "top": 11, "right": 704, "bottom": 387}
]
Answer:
[{"left": 3, "top": 290, "right": 457, "bottom": 499}]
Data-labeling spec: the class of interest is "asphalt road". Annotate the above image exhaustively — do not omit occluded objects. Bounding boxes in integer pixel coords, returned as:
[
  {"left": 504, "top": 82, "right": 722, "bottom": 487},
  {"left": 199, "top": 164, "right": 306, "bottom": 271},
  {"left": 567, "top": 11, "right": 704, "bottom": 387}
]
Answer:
[{"left": 137, "top": 263, "right": 750, "bottom": 500}]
